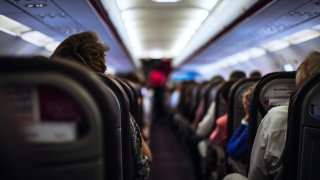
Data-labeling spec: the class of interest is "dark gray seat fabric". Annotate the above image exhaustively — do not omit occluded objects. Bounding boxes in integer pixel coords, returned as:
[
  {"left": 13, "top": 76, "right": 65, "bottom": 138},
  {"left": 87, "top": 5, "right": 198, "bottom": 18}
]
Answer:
[
  {"left": 0, "top": 56, "right": 122, "bottom": 180},
  {"left": 226, "top": 78, "right": 258, "bottom": 176},
  {"left": 97, "top": 73, "right": 135, "bottom": 180},
  {"left": 227, "top": 78, "right": 258, "bottom": 141},
  {"left": 283, "top": 73, "right": 320, "bottom": 180},
  {"left": 214, "top": 82, "right": 230, "bottom": 125},
  {"left": 0, "top": 106, "right": 38, "bottom": 180}
]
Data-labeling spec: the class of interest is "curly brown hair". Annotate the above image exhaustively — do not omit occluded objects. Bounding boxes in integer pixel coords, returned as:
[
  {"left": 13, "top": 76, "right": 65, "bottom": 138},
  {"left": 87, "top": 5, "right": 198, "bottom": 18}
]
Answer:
[{"left": 50, "top": 31, "right": 109, "bottom": 73}]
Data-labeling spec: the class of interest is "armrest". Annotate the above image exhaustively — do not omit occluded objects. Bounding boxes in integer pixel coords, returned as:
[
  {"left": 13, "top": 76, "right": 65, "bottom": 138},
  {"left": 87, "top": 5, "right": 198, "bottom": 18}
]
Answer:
[{"left": 211, "top": 144, "right": 227, "bottom": 180}]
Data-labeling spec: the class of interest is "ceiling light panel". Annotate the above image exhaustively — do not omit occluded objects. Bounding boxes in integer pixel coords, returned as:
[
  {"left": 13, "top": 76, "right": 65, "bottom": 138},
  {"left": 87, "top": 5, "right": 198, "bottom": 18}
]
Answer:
[
  {"left": 21, "top": 31, "right": 54, "bottom": 47},
  {"left": 282, "top": 29, "right": 320, "bottom": 44},
  {"left": 152, "top": 0, "right": 182, "bottom": 3},
  {"left": 45, "top": 41, "right": 61, "bottom": 52},
  {"left": 113, "top": 0, "right": 217, "bottom": 59},
  {"left": 173, "top": 0, "right": 260, "bottom": 67},
  {"left": 0, "top": 15, "right": 31, "bottom": 36},
  {"left": 261, "top": 39, "right": 290, "bottom": 52}
]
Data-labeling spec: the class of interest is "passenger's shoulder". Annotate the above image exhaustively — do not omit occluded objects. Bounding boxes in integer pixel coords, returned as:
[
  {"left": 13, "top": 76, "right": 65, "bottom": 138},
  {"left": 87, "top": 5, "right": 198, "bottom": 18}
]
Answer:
[
  {"left": 268, "top": 105, "right": 288, "bottom": 115},
  {"left": 260, "top": 106, "right": 288, "bottom": 133}
]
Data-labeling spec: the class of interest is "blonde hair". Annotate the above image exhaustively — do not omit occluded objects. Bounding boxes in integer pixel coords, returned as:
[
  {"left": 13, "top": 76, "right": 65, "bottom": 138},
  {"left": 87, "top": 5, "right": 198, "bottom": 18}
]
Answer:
[
  {"left": 296, "top": 51, "right": 320, "bottom": 87},
  {"left": 242, "top": 84, "right": 255, "bottom": 115}
]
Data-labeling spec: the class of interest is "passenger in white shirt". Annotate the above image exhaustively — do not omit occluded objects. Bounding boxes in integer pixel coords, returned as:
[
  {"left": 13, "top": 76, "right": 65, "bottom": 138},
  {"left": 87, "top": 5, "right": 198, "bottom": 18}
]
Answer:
[{"left": 224, "top": 51, "right": 320, "bottom": 180}]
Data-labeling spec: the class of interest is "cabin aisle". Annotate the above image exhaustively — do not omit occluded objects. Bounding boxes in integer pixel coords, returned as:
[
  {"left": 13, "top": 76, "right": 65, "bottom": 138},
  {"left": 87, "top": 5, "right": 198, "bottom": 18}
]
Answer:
[{"left": 150, "top": 119, "right": 196, "bottom": 180}]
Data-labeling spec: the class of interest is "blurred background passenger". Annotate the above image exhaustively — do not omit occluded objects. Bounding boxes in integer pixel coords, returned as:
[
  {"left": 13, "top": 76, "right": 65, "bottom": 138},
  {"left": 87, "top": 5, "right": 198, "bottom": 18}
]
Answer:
[
  {"left": 248, "top": 52, "right": 320, "bottom": 180},
  {"left": 227, "top": 84, "right": 255, "bottom": 159},
  {"left": 229, "top": 70, "right": 246, "bottom": 81},
  {"left": 209, "top": 81, "right": 236, "bottom": 146},
  {"left": 195, "top": 76, "right": 224, "bottom": 138},
  {"left": 225, "top": 51, "right": 320, "bottom": 180},
  {"left": 249, "top": 71, "right": 262, "bottom": 78},
  {"left": 149, "top": 67, "right": 166, "bottom": 121}
]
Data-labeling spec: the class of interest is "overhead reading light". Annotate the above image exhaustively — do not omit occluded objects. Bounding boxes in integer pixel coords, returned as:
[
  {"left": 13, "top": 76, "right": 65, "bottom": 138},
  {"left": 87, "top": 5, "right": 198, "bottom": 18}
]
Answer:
[
  {"left": 152, "top": 0, "right": 181, "bottom": 3},
  {"left": 0, "top": 15, "right": 31, "bottom": 36}
]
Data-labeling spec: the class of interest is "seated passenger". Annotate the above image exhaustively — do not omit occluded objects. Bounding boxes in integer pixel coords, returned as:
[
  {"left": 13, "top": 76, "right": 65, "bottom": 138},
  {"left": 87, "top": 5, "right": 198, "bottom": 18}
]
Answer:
[
  {"left": 193, "top": 76, "right": 224, "bottom": 133},
  {"left": 50, "top": 31, "right": 151, "bottom": 179},
  {"left": 226, "top": 85, "right": 254, "bottom": 159},
  {"left": 224, "top": 51, "right": 320, "bottom": 180},
  {"left": 249, "top": 70, "right": 262, "bottom": 78},
  {"left": 248, "top": 52, "right": 320, "bottom": 179},
  {"left": 209, "top": 81, "right": 236, "bottom": 146},
  {"left": 229, "top": 70, "right": 246, "bottom": 81}
]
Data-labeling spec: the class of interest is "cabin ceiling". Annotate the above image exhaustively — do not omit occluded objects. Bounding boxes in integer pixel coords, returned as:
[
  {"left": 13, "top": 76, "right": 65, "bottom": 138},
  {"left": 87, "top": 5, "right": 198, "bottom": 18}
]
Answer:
[
  {"left": 101, "top": 0, "right": 261, "bottom": 67},
  {"left": 106, "top": 0, "right": 216, "bottom": 59},
  {"left": 0, "top": 0, "right": 134, "bottom": 73},
  {"left": 2, "top": 0, "right": 320, "bottom": 78},
  {"left": 182, "top": 0, "right": 320, "bottom": 78},
  {"left": 101, "top": 0, "right": 320, "bottom": 79}
]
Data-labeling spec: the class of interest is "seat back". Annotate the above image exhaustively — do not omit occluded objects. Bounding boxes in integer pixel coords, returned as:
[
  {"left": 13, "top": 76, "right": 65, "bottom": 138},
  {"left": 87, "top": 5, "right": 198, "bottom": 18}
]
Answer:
[
  {"left": 123, "top": 80, "right": 144, "bottom": 129},
  {"left": 283, "top": 73, "right": 320, "bottom": 180},
  {"left": 0, "top": 56, "right": 122, "bottom": 180},
  {"left": 204, "top": 79, "right": 224, "bottom": 112},
  {"left": 189, "top": 82, "right": 208, "bottom": 120},
  {"left": 97, "top": 74, "right": 135, "bottom": 180},
  {"left": 0, "top": 106, "right": 39, "bottom": 180},
  {"left": 227, "top": 78, "right": 258, "bottom": 140},
  {"left": 248, "top": 72, "right": 295, "bottom": 151},
  {"left": 214, "top": 84, "right": 228, "bottom": 122}
]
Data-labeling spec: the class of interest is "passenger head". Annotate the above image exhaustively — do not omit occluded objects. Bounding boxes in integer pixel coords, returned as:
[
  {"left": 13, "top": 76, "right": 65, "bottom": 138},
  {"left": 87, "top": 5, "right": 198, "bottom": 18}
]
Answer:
[
  {"left": 210, "top": 75, "right": 224, "bottom": 84},
  {"left": 242, "top": 84, "right": 255, "bottom": 120},
  {"left": 296, "top": 51, "right": 320, "bottom": 87},
  {"left": 219, "top": 81, "right": 236, "bottom": 105},
  {"left": 249, "top": 71, "right": 262, "bottom": 78},
  {"left": 50, "top": 31, "right": 109, "bottom": 73},
  {"left": 229, "top": 70, "right": 246, "bottom": 81}
]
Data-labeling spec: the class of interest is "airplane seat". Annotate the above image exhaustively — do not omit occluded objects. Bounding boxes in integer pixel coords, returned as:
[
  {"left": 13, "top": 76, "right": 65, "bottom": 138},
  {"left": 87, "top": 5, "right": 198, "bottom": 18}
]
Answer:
[
  {"left": 227, "top": 78, "right": 259, "bottom": 142},
  {"left": 123, "top": 80, "right": 144, "bottom": 129},
  {"left": 227, "top": 78, "right": 259, "bottom": 175},
  {"left": 201, "top": 82, "right": 230, "bottom": 180},
  {"left": 127, "top": 81, "right": 144, "bottom": 130},
  {"left": 283, "top": 73, "right": 320, "bottom": 180},
  {"left": 248, "top": 71, "right": 295, "bottom": 154},
  {"left": 174, "top": 82, "right": 197, "bottom": 141},
  {"left": 204, "top": 79, "right": 224, "bottom": 115},
  {"left": 0, "top": 106, "right": 39, "bottom": 180},
  {"left": 198, "top": 80, "right": 224, "bottom": 139},
  {"left": 116, "top": 79, "right": 138, "bottom": 120},
  {"left": 191, "top": 82, "right": 213, "bottom": 130},
  {"left": 214, "top": 83, "right": 228, "bottom": 124},
  {"left": 96, "top": 73, "right": 136, "bottom": 180},
  {"left": 189, "top": 82, "right": 205, "bottom": 122},
  {"left": 0, "top": 56, "right": 123, "bottom": 180},
  {"left": 196, "top": 83, "right": 224, "bottom": 174}
]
